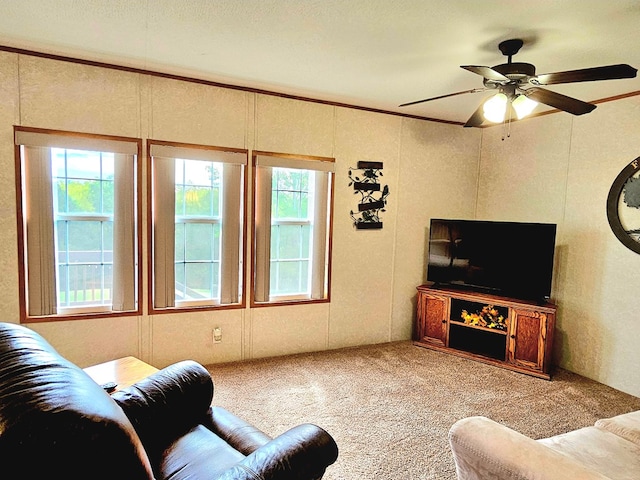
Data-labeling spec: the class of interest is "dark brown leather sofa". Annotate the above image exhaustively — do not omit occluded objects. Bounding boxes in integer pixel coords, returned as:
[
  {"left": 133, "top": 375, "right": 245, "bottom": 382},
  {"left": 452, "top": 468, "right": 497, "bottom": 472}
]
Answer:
[{"left": 0, "top": 322, "right": 338, "bottom": 479}]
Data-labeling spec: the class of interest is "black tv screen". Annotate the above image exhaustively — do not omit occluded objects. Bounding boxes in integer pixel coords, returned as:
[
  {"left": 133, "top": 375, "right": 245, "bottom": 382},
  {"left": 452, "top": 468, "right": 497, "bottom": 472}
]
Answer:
[{"left": 427, "top": 219, "right": 557, "bottom": 301}]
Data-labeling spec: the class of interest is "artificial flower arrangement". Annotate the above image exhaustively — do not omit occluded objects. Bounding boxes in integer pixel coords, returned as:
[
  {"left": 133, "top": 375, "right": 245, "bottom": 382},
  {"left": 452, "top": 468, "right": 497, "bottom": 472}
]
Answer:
[{"left": 460, "top": 305, "right": 507, "bottom": 331}]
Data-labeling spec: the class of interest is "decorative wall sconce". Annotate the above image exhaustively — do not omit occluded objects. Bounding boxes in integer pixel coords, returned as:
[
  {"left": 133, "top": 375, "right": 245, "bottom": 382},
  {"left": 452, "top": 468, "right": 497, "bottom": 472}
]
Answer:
[{"left": 348, "top": 161, "right": 389, "bottom": 229}]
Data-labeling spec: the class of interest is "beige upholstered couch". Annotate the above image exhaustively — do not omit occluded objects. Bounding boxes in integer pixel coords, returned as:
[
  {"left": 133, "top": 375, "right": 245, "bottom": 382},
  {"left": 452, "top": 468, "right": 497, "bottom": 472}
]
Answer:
[{"left": 448, "top": 411, "right": 640, "bottom": 479}]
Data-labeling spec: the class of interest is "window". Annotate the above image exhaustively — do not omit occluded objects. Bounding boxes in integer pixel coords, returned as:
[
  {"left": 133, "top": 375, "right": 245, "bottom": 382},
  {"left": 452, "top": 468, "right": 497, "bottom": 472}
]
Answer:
[
  {"left": 174, "top": 158, "right": 223, "bottom": 303},
  {"left": 270, "top": 167, "right": 312, "bottom": 296},
  {"left": 149, "top": 141, "right": 246, "bottom": 311},
  {"left": 252, "top": 151, "right": 334, "bottom": 305},
  {"left": 15, "top": 127, "right": 140, "bottom": 320},
  {"left": 53, "top": 148, "right": 114, "bottom": 309}
]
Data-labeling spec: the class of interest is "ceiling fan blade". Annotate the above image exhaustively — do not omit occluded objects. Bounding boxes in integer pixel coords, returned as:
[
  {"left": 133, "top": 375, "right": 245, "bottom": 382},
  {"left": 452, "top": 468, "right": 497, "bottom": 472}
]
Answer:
[
  {"left": 526, "top": 87, "right": 596, "bottom": 115},
  {"left": 463, "top": 102, "right": 486, "bottom": 128},
  {"left": 532, "top": 64, "right": 637, "bottom": 85},
  {"left": 461, "top": 65, "right": 510, "bottom": 82},
  {"left": 399, "top": 88, "right": 485, "bottom": 107}
]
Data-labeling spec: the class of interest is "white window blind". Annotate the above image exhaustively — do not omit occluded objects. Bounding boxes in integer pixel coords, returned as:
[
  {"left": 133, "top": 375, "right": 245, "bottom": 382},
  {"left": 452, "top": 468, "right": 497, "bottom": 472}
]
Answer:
[{"left": 22, "top": 146, "right": 57, "bottom": 316}]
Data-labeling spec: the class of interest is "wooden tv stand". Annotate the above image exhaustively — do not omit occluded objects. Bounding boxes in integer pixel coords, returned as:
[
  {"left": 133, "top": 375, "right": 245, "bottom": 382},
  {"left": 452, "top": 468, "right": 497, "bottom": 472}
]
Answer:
[{"left": 414, "top": 284, "right": 556, "bottom": 379}]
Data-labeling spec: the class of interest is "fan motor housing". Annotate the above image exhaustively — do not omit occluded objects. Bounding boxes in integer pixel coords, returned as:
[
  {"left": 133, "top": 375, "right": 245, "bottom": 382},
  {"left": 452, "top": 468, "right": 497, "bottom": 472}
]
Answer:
[{"left": 490, "top": 62, "right": 536, "bottom": 82}]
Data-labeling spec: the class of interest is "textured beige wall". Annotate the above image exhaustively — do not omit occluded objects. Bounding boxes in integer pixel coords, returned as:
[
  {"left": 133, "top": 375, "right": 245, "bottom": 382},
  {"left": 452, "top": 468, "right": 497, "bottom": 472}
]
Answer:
[
  {"left": 148, "top": 77, "right": 249, "bottom": 148},
  {"left": 18, "top": 56, "right": 142, "bottom": 137},
  {"left": 0, "top": 52, "right": 20, "bottom": 324},
  {"left": 563, "top": 98, "right": 640, "bottom": 397},
  {"left": 477, "top": 100, "right": 640, "bottom": 397},
  {"left": 329, "top": 108, "right": 402, "bottom": 349},
  {"left": 0, "top": 53, "right": 478, "bottom": 371}
]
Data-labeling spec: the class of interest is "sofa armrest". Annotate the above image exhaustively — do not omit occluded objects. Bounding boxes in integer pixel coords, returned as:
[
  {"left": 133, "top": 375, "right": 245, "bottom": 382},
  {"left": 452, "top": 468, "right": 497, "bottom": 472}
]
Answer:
[
  {"left": 448, "top": 416, "right": 611, "bottom": 480},
  {"left": 203, "top": 406, "right": 273, "bottom": 455},
  {"left": 112, "top": 360, "right": 214, "bottom": 457},
  {"left": 216, "top": 423, "right": 339, "bottom": 480}
]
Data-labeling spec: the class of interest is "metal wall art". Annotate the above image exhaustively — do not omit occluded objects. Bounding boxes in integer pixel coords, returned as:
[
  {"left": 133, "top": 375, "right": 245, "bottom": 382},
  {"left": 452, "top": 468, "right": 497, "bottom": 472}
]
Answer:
[
  {"left": 607, "top": 156, "right": 640, "bottom": 254},
  {"left": 348, "top": 161, "right": 389, "bottom": 229}
]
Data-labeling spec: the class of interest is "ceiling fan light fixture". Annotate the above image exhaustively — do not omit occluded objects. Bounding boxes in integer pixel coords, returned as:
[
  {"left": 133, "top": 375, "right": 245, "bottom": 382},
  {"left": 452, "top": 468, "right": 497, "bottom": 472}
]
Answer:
[
  {"left": 483, "top": 93, "right": 508, "bottom": 123},
  {"left": 400, "top": 38, "right": 637, "bottom": 128},
  {"left": 512, "top": 94, "right": 538, "bottom": 119}
]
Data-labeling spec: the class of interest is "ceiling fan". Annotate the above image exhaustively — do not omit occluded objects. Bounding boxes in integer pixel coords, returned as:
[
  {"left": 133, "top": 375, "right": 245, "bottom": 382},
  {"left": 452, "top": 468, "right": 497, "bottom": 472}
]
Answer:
[{"left": 400, "top": 39, "right": 638, "bottom": 127}]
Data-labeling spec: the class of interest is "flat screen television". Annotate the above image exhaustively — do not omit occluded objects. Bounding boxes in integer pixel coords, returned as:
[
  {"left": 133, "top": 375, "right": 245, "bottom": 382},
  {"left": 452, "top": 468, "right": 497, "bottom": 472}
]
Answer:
[{"left": 427, "top": 219, "right": 557, "bottom": 302}]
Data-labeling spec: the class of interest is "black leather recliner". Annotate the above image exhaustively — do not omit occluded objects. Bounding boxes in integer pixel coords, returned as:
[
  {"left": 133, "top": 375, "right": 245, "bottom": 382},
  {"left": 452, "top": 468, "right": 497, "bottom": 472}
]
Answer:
[{"left": 0, "top": 322, "right": 338, "bottom": 479}]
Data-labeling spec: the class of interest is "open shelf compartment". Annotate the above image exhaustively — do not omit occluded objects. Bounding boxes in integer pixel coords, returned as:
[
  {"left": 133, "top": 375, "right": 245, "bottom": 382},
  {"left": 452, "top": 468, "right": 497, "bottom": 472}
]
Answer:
[
  {"left": 448, "top": 323, "right": 507, "bottom": 361},
  {"left": 450, "top": 298, "right": 509, "bottom": 334}
]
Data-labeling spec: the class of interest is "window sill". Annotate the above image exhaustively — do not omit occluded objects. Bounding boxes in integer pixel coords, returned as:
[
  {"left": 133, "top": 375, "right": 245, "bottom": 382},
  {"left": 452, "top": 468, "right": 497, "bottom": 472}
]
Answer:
[
  {"left": 21, "top": 308, "right": 142, "bottom": 324},
  {"left": 250, "top": 297, "right": 330, "bottom": 308},
  {"left": 148, "top": 302, "right": 245, "bottom": 315}
]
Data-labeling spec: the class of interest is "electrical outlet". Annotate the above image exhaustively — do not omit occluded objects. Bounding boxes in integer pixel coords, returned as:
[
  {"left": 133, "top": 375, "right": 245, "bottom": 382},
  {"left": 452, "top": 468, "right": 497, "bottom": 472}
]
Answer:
[{"left": 213, "top": 327, "right": 222, "bottom": 344}]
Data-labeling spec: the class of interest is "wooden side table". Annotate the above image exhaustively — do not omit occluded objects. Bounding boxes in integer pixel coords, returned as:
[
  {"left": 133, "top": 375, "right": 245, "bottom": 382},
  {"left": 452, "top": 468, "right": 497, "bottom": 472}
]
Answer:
[{"left": 83, "top": 356, "right": 158, "bottom": 393}]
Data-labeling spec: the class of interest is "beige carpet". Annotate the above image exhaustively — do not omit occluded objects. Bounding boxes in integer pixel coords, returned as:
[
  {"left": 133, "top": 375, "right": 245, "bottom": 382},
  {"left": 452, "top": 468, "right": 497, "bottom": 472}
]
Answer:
[{"left": 205, "top": 341, "right": 640, "bottom": 480}]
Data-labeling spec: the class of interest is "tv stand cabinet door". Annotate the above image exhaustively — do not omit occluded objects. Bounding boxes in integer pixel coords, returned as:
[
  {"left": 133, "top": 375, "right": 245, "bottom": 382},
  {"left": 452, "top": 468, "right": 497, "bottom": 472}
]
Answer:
[
  {"left": 416, "top": 290, "right": 448, "bottom": 347},
  {"left": 508, "top": 308, "right": 552, "bottom": 373}
]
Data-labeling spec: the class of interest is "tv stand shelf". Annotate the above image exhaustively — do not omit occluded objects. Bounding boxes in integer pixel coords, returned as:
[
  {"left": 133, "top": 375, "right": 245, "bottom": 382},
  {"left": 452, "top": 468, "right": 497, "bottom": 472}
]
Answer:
[{"left": 414, "top": 284, "right": 556, "bottom": 379}]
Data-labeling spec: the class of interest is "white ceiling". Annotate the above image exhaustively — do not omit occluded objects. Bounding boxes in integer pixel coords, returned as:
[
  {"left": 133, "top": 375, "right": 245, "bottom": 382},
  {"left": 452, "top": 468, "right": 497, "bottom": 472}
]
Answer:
[{"left": 1, "top": 0, "right": 639, "bottom": 125}]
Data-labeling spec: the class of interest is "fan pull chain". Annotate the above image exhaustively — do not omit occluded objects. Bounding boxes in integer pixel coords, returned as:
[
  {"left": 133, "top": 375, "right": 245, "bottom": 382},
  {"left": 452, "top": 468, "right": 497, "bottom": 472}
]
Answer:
[{"left": 502, "top": 107, "right": 513, "bottom": 141}]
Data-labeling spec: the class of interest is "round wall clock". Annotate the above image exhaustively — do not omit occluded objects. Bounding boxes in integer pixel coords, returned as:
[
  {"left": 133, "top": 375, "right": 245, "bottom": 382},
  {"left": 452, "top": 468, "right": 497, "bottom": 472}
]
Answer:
[{"left": 607, "top": 156, "right": 640, "bottom": 254}]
